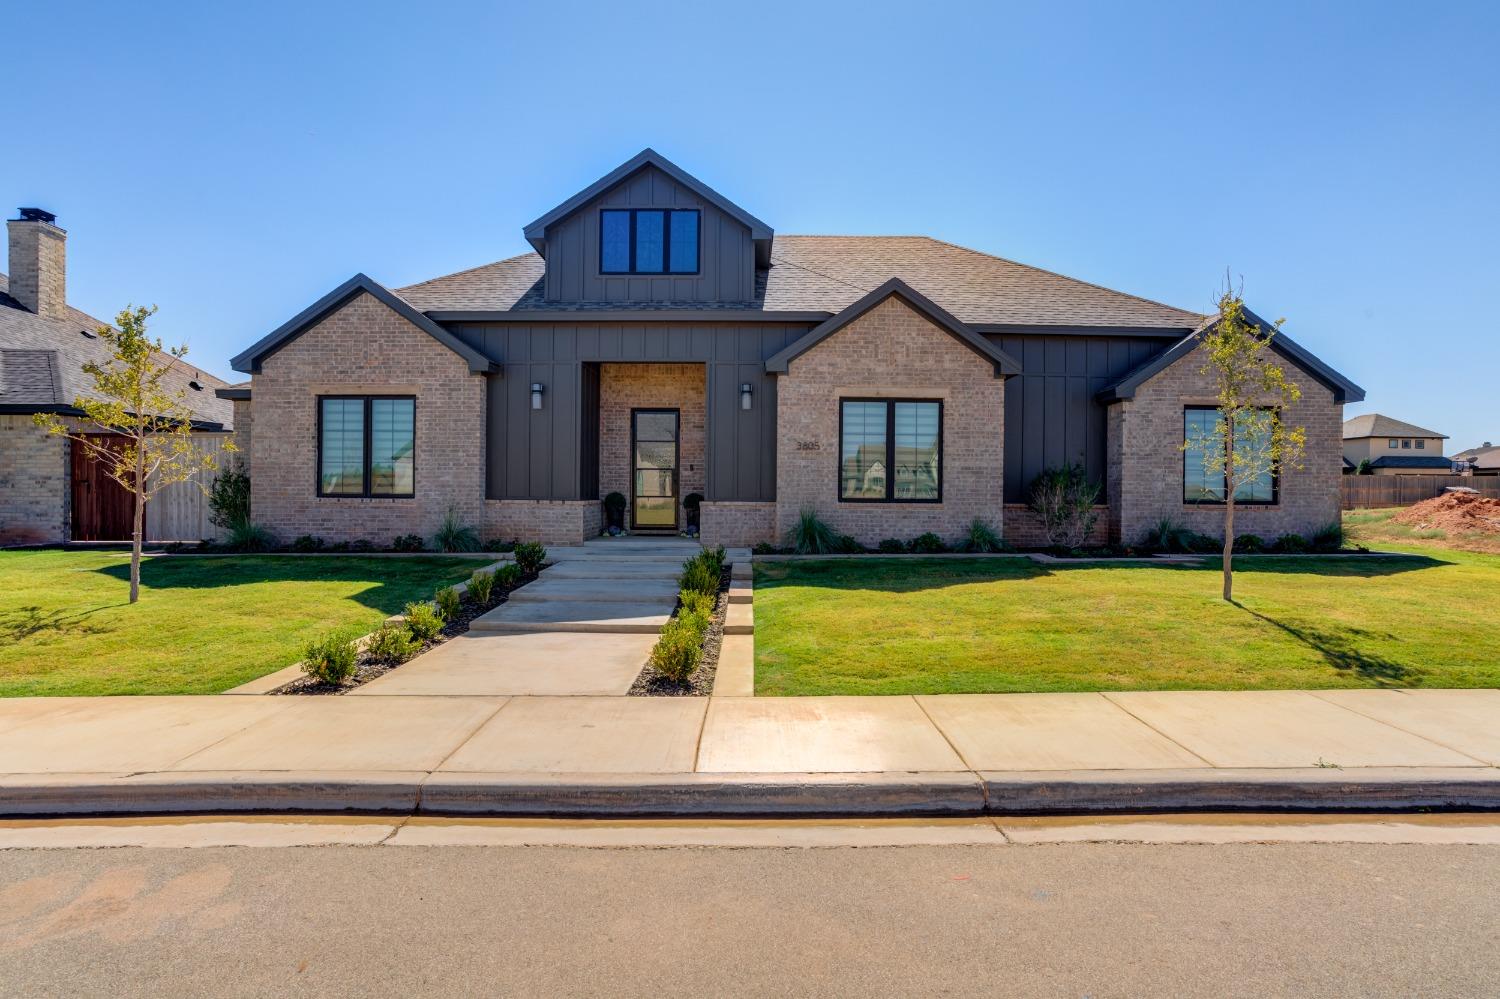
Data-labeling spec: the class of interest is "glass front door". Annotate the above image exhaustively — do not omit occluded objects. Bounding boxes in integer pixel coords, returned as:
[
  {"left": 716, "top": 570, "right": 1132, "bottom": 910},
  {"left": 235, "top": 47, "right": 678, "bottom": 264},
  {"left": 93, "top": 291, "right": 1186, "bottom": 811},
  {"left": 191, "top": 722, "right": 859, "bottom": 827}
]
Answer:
[{"left": 631, "top": 409, "right": 679, "bottom": 530}]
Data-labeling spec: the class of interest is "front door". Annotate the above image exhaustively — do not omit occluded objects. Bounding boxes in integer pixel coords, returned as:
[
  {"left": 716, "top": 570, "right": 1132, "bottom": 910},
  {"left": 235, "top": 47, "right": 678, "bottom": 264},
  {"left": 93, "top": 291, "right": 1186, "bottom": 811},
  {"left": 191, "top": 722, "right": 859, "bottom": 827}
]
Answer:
[{"left": 631, "top": 408, "right": 679, "bottom": 530}]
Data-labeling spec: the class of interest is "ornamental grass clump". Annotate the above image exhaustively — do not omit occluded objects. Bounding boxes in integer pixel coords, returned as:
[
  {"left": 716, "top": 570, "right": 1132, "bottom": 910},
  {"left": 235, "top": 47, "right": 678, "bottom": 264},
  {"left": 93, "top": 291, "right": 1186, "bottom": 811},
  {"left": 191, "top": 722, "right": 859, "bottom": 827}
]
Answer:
[
  {"left": 960, "top": 518, "right": 1007, "bottom": 553},
  {"left": 301, "top": 631, "right": 359, "bottom": 685},
  {"left": 432, "top": 507, "right": 481, "bottom": 553},
  {"left": 403, "top": 601, "right": 445, "bottom": 642},
  {"left": 787, "top": 507, "right": 840, "bottom": 554}
]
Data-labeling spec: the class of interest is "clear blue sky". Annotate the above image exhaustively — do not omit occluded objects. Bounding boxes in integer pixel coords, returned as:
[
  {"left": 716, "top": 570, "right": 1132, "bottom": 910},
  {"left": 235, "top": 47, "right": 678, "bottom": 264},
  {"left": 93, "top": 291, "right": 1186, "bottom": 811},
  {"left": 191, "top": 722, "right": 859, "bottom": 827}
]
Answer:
[{"left": 4, "top": 1, "right": 1496, "bottom": 447}]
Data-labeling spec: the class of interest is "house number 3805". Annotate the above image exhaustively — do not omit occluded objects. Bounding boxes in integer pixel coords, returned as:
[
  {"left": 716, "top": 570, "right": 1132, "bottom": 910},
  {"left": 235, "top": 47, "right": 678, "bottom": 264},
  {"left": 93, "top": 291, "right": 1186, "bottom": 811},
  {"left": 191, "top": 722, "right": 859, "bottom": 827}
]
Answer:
[{"left": 795, "top": 440, "right": 821, "bottom": 452}]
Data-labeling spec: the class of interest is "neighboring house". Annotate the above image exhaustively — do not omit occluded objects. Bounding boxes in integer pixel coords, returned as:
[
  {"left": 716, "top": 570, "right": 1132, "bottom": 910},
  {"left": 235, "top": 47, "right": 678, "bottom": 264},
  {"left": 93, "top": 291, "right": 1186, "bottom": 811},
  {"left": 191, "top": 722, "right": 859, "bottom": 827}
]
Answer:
[
  {"left": 1342, "top": 414, "right": 1452, "bottom": 475},
  {"left": 0, "top": 209, "right": 233, "bottom": 546},
  {"left": 223, "top": 149, "right": 1363, "bottom": 548},
  {"left": 1452, "top": 443, "right": 1500, "bottom": 476}
]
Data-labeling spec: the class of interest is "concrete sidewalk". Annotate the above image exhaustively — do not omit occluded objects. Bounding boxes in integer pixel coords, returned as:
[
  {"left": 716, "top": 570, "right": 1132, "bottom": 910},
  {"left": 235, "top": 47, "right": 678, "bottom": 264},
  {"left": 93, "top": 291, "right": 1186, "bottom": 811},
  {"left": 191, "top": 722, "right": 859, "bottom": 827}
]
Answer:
[{"left": 1, "top": 688, "right": 1497, "bottom": 816}]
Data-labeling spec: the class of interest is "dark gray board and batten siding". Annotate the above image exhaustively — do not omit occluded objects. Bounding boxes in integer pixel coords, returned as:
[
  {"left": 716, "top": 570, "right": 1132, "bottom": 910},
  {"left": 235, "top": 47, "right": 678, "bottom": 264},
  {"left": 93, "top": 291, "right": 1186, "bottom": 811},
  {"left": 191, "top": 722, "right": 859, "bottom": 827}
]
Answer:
[
  {"left": 541, "top": 165, "right": 757, "bottom": 305},
  {"left": 448, "top": 322, "right": 812, "bottom": 504}
]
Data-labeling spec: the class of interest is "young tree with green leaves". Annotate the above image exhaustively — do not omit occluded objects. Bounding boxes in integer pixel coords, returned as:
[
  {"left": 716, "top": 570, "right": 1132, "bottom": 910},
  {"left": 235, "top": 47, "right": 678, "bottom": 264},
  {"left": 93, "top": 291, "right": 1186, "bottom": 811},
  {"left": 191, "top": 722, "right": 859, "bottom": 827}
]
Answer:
[
  {"left": 34, "top": 305, "right": 232, "bottom": 603},
  {"left": 1188, "top": 281, "right": 1306, "bottom": 601}
]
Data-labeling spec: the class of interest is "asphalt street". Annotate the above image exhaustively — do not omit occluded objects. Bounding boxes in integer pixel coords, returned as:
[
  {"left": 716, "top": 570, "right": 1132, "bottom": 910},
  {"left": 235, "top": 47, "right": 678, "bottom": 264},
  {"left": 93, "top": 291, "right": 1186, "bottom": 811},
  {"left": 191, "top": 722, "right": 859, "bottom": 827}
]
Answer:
[{"left": 2, "top": 837, "right": 1497, "bottom": 997}]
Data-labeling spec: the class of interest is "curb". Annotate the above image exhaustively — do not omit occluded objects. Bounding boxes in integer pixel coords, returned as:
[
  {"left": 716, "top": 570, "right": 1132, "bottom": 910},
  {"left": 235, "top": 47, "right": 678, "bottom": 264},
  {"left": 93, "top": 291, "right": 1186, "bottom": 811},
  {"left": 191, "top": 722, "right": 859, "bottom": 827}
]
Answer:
[{"left": 3, "top": 768, "right": 1497, "bottom": 818}]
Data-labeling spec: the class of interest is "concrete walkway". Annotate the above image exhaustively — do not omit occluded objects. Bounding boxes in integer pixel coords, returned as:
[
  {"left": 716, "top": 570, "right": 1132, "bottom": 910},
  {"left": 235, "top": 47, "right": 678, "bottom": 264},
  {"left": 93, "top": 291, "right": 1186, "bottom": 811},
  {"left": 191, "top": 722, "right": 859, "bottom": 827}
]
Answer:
[{"left": 2, "top": 688, "right": 1497, "bottom": 816}]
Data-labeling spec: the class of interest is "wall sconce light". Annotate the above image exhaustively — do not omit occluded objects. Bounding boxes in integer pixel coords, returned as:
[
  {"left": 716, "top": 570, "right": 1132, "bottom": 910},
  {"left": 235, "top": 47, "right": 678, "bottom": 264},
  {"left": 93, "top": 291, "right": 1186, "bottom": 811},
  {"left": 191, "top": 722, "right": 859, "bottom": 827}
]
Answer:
[
  {"left": 531, "top": 382, "right": 545, "bottom": 410},
  {"left": 740, "top": 383, "right": 753, "bottom": 411}
]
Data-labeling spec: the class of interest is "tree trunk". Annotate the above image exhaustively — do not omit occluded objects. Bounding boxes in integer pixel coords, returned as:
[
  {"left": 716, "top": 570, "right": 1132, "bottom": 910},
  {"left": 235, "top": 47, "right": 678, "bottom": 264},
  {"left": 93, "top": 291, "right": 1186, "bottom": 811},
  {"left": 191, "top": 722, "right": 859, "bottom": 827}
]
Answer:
[
  {"left": 1222, "top": 494, "right": 1235, "bottom": 602},
  {"left": 130, "top": 445, "right": 145, "bottom": 604}
]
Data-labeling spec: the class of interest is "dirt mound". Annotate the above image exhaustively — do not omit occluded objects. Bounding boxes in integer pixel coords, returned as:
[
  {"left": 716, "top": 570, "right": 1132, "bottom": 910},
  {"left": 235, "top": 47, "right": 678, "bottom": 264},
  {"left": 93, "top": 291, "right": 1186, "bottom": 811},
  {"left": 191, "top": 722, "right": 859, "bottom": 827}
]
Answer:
[{"left": 1393, "top": 491, "right": 1500, "bottom": 535}]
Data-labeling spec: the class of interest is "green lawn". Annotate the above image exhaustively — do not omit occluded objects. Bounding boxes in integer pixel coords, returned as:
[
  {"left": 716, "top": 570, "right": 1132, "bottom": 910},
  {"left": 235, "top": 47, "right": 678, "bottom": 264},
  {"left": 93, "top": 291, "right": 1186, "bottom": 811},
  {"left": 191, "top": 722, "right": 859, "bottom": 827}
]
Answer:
[
  {"left": 0, "top": 551, "right": 490, "bottom": 696},
  {"left": 753, "top": 548, "right": 1500, "bottom": 695}
]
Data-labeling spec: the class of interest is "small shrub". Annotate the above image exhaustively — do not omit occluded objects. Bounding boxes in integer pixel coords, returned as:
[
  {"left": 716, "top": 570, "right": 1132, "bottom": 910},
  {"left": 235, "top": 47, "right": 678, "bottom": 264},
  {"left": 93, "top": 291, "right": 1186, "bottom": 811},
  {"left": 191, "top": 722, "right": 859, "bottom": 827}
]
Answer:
[
  {"left": 1187, "top": 532, "right": 1222, "bottom": 555},
  {"left": 1141, "top": 517, "right": 1195, "bottom": 554},
  {"left": 513, "top": 542, "right": 547, "bottom": 574},
  {"left": 432, "top": 507, "right": 482, "bottom": 553},
  {"left": 1311, "top": 521, "right": 1345, "bottom": 552},
  {"left": 328, "top": 540, "right": 351, "bottom": 552},
  {"left": 228, "top": 520, "right": 276, "bottom": 553},
  {"left": 787, "top": 507, "right": 840, "bottom": 555},
  {"left": 650, "top": 619, "right": 703, "bottom": 683},
  {"left": 603, "top": 491, "right": 627, "bottom": 529},
  {"left": 468, "top": 570, "right": 496, "bottom": 605},
  {"left": 877, "top": 538, "right": 907, "bottom": 554},
  {"left": 700, "top": 545, "right": 728, "bottom": 578},
  {"left": 483, "top": 538, "right": 516, "bottom": 553},
  {"left": 1274, "top": 533, "right": 1310, "bottom": 554},
  {"left": 1028, "top": 463, "right": 1101, "bottom": 549},
  {"left": 435, "top": 585, "right": 462, "bottom": 620},
  {"left": 960, "top": 518, "right": 1007, "bottom": 553},
  {"left": 301, "top": 631, "right": 358, "bottom": 685},
  {"left": 680, "top": 587, "right": 716, "bottom": 617},
  {"left": 208, "top": 464, "right": 251, "bottom": 532},
  {"left": 291, "top": 534, "right": 324, "bottom": 553},
  {"left": 495, "top": 563, "right": 522, "bottom": 589},
  {"left": 1356, "top": 458, "right": 1374, "bottom": 476},
  {"left": 366, "top": 623, "right": 418, "bottom": 665},
  {"left": 1232, "top": 533, "right": 1267, "bottom": 554},
  {"left": 908, "top": 532, "right": 947, "bottom": 554},
  {"left": 833, "top": 534, "right": 864, "bottom": 554},
  {"left": 393, "top": 534, "right": 425, "bottom": 553},
  {"left": 752, "top": 542, "right": 778, "bottom": 556},
  {"left": 403, "top": 601, "right": 445, "bottom": 642},
  {"left": 350, "top": 538, "right": 376, "bottom": 553},
  {"left": 681, "top": 558, "right": 720, "bottom": 597}
]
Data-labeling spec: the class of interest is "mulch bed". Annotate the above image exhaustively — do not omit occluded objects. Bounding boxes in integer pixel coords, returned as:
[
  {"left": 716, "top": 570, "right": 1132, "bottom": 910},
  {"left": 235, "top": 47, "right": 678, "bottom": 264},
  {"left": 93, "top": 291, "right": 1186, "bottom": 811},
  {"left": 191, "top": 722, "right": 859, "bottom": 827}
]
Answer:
[
  {"left": 274, "top": 570, "right": 540, "bottom": 695},
  {"left": 629, "top": 566, "right": 730, "bottom": 697}
]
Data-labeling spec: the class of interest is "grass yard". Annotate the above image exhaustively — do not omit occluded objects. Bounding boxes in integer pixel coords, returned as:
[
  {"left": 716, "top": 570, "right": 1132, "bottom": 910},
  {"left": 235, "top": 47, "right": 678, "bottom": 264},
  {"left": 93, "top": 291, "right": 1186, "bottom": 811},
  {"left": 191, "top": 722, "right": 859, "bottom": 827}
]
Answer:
[
  {"left": 1344, "top": 505, "right": 1500, "bottom": 555},
  {"left": 0, "top": 551, "right": 491, "bottom": 696},
  {"left": 753, "top": 548, "right": 1500, "bottom": 695}
]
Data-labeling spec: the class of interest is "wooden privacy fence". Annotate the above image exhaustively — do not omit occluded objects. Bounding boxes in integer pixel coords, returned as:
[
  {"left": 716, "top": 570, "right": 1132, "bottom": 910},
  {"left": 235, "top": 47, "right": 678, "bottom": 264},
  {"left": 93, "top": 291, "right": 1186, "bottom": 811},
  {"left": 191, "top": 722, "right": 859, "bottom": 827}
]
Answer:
[
  {"left": 143, "top": 432, "right": 235, "bottom": 542},
  {"left": 1341, "top": 474, "right": 1500, "bottom": 509}
]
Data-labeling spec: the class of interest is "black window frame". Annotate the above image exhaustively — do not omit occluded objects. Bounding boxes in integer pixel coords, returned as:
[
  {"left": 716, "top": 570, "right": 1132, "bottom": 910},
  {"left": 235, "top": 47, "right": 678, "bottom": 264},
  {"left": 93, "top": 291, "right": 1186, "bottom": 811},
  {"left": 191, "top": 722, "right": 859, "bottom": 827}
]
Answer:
[
  {"left": 598, "top": 208, "right": 701, "bottom": 276},
  {"left": 316, "top": 394, "right": 416, "bottom": 499},
  {"left": 1182, "top": 405, "right": 1279, "bottom": 506},
  {"left": 837, "top": 397, "right": 944, "bottom": 504}
]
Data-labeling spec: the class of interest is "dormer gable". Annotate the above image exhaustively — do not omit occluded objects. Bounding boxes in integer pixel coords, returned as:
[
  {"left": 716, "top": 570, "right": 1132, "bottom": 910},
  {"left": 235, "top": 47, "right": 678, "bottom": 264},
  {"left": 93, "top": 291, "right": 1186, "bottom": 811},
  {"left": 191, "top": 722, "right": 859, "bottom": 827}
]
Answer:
[{"left": 521, "top": 149, "right": 772, "bottom": 305}]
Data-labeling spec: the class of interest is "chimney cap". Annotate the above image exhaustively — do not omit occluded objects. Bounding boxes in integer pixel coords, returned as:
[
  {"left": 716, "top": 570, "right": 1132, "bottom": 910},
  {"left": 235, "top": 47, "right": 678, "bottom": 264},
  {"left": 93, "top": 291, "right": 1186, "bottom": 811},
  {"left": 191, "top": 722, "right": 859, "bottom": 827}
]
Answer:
[{"left": 15, "top": 207, "right": 57, "bottom": 225}]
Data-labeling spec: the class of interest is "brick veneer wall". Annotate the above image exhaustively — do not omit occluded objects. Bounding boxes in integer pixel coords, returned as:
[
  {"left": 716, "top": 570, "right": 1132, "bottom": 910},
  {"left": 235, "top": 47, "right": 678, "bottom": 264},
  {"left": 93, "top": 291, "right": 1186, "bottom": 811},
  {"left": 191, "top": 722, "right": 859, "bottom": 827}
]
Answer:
[
  {"left": 700, "top": 500, "right": 777, "bottom": 547},
  {"left": 0, "top": 415, "right": 68, "bottom": 545},
  {"left": 598, "top": 363, "right": 705, "bottom": 530},
  {"left": 1107, "top": 341, "right": 1344, "bottom": 544},
  {"left": 249, "top": 291, "right": 487, "bottom": 545},
  {"left": 1001, "top": 504, "right": 1112, "bottom": 547},
  {"left": 486, "top": 499, "right": 600, "bottom": 546},
  {"left": 229, "top": 398, "right": 252, "bottom": 471},
  {"left": 774, "top": 296, "right": 1006, "bottom": 547}
]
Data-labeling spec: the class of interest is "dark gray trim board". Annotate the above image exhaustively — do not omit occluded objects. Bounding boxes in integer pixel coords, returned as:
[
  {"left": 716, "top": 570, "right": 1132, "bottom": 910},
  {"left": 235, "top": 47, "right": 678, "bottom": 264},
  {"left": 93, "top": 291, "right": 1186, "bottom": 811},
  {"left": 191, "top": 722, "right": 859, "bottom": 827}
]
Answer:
[
  {"left": 1096, "top": 309, "right": 1365, "bottom": 404},
  {"left": 765, "top": 278, "right": 1023, "bottom": 378},
  {"left": 214, "top": 386, "right": 251, "bottom": 401},
  {"left": 970, "top": 323, "right": 1198, "bottom": 338},
  {"left": 522, "top": 148, "right": 774, "bottom": 264},
  {"left": 0, "top": 403, "right": 225, "bottom": 432},
  {"left": 426, "top": 310, "right": 835, "bottom": 324},
  {"left": 231, "top": 273, "right": 498, "bottom": 375}
]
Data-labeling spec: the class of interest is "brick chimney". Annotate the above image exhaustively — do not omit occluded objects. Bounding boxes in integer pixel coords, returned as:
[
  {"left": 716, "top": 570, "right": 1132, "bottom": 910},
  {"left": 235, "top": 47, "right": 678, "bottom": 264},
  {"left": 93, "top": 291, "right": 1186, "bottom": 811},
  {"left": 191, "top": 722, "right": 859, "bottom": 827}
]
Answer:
[{"left": 7, "top": 208, "right": 66, "bottom": 319}]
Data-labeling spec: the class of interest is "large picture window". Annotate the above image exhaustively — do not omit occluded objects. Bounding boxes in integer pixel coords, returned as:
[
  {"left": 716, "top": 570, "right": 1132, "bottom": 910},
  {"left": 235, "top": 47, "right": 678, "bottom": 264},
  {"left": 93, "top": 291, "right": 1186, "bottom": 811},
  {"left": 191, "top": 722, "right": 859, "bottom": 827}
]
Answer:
[
  {"left": 600, "top": 209, "right": 700, "bottom": 274},
  {"left": 318, "top": 396, "right": 415, "bottom": 498},
  {"left": 839, "top": 399, "right": 942, "bottom": 503},
  {"left": 1183, "top": 406, "right": 1276, "bottom": 505}
]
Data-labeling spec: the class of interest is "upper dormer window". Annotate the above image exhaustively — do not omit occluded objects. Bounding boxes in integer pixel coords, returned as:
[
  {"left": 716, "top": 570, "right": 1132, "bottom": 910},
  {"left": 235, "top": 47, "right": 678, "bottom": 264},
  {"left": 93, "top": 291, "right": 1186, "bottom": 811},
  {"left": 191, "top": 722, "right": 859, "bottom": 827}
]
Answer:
[{"left": 600, "top": 209, "right": 699, "bottom": 275}]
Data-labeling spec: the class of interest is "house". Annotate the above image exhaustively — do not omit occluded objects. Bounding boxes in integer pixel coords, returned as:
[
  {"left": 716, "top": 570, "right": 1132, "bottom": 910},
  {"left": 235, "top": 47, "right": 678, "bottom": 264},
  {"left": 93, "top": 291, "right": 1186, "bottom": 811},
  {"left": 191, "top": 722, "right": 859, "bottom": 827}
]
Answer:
[
  {"left": 223, "top": 149, "right": 1363, "bottom": 549},
  {"left": 1452, "top": 443, "right": 1500, "bottom": 476},
  {"left": 1342, "top": 414, "right": 1452, "bottom": 475},
  {"left": 0, "top": 209, "right": 233, "bottom": 546}
]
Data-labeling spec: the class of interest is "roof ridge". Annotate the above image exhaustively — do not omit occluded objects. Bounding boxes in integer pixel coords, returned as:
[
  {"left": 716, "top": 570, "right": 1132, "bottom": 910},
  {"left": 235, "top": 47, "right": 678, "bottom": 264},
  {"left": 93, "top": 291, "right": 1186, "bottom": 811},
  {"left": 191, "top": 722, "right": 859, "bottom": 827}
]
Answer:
[
  {"left": 396, "top": 252, "right": 539, "bottom": 293},
  {"left": 919, "top": 236, "right": 1205, "bottom": 321}
]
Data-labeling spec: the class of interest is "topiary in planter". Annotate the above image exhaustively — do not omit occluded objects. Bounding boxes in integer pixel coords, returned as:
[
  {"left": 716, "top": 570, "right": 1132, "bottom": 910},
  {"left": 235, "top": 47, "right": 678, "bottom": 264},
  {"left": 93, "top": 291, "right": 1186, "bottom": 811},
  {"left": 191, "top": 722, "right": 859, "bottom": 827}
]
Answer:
[
  {"left": 683, "top": 492, "right": 704, "bottom": 533},
  {"left": 603, "top": 492, "right": 627, "bottom": 530}
]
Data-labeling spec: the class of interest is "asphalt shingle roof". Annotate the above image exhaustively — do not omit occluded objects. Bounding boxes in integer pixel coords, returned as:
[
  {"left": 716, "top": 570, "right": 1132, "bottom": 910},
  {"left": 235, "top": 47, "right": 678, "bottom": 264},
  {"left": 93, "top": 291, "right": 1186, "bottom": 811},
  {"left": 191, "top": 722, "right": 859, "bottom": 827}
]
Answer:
[
  {"left": 0, "top": 272, "right": 233, "bottom": 428},
  {"left": 1343, "top": 413, "right": 1447, "bottom": 441},
  {"left": 1369, "top": 455, "right": 1454, "bottom": 470},
  {"left": 395, "top": 236, "right": 1206, "bottom": 329}
]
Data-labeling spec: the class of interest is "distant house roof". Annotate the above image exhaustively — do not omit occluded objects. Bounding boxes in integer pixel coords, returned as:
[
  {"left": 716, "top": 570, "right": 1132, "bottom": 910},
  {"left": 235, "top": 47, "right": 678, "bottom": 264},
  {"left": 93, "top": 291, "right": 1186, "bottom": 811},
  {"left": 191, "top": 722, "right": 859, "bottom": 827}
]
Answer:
[
  {"left": 764, "top": 278, "right": 1023, "bottom": 378},
  {"left": 0, "top": 272, "right": 232, "bottom": 428},
  {"left": 394, "top": 236, "right": 1209, "bottom": 329},
  {"left": 1343, "top": 413, "right": 1447, "bottom": 440},
  {"left": 1369, "top": 455, "right": 1454, "bottom": 470},
  {"left": 1451, "top": 443, "right": 1497, "bottom": 461},
  {"left": 1452, "top": 444, "right": 1500, "bottom": 470}
]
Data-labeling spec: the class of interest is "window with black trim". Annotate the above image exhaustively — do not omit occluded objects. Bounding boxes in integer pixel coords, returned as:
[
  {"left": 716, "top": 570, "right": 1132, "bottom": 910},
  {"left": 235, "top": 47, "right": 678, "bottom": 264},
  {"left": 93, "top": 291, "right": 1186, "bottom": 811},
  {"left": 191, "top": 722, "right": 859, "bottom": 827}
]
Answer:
[
  {"left": 1416, "top": 439, "right": 1426, "bottom": 449},
  {"left": 318, "top": 396, "right": 415, "bottom": 498},
  {"left": 839, "top": 399, "right": 942, "bottom": 503},
  {"left": 599, "top": 209, "right": 700, "bottom": 274},
  {"left": 1183, "top": 406, "right": 1277, "bottom": 504}
]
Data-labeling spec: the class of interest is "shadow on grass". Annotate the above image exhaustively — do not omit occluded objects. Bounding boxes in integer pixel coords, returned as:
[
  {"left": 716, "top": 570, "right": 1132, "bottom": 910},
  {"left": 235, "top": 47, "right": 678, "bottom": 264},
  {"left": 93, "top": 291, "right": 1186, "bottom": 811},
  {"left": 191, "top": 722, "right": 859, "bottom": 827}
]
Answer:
[
  {"left": 1231, "top": 601, "right": 1415, "bottom": 686},
  {"left": 91, "top": 555, "right": 485, "bottom": 617},
  {"left": 0, "top": 603, "right": 120, "bottom": 644}
]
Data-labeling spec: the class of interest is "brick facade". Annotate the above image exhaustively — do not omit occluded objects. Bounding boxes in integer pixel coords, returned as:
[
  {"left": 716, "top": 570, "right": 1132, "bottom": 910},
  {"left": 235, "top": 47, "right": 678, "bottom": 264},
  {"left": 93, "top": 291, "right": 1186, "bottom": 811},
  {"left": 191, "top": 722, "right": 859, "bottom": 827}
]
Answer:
[
  {"left": 598, "top": 362, "right": 705, "bottom": 531},
  {"left": 700, "top": 500, "right": 777, "bottom": 547},
  {"left": 1001, "top": 504, "right": 1112, "bottom": 547},
  {"left": 1107, "top": 341, "right": 1344, "bottom": 544},
  {"left": 0, "top": 415, "right": 69, "bottom": 545},
  {"left": 6, "top": 220, "right": 67, "bottom": 319},
  {"left": 229, "top": 398, "right": 252, "bottom": 471},
  {"left": 249, "top": 291, "right": 487, "bottom": 545},
  {"left": 773, "top": 296, "right": 1006, "bottom": 547},
  {"left": 485, "top": 499, "right": 600, "bottom": 547}
]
